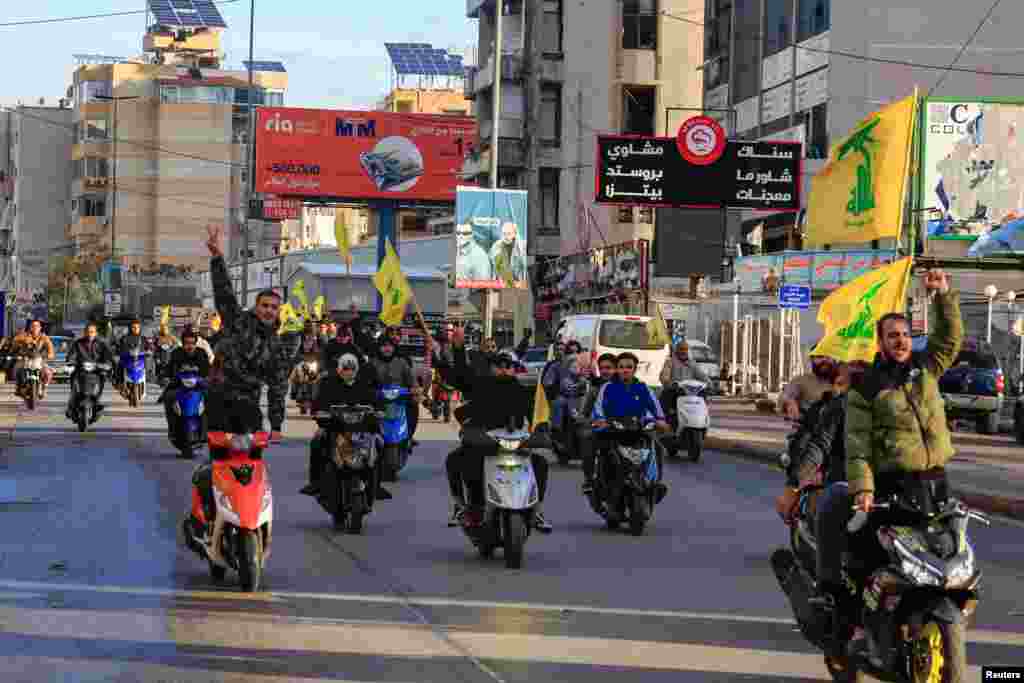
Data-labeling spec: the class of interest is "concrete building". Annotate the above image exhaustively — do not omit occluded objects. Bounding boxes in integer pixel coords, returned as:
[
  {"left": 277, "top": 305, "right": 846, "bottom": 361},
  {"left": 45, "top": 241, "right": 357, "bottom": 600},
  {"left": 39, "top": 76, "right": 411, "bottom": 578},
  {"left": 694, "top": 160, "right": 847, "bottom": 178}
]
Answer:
[
  {"left": 378, "top": 88, "right": 470, "bottom": 116},
  {"left": 66, "top": 22, "right": 287, "bottom": 271},
  {"left": 0, "top": 104, "right": 75, "bottom": 325},
  {"left": 465, "top": 0, "right": 705, "bottom": 257}
]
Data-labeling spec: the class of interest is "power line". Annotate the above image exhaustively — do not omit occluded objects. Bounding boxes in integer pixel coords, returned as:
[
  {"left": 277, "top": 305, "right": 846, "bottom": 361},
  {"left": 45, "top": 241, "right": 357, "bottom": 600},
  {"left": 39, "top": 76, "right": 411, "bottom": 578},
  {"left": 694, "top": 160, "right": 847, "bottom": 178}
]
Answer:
[
  {"left": 662, "top": 9, "right": 1024, "bottom": 79},
  {"left": 0, "top": 0, "right": 242, "bottom": 28},
  {"left": 927, "top": 0, "right": 1004, "bottom": 96}
]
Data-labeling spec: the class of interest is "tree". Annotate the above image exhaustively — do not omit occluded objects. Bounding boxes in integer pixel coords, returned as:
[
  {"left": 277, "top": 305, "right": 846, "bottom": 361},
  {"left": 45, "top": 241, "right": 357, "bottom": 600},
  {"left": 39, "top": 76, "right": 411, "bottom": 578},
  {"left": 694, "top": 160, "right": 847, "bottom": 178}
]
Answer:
[{"left": 47, "top": 254, "right": 104, "bottom": 330}]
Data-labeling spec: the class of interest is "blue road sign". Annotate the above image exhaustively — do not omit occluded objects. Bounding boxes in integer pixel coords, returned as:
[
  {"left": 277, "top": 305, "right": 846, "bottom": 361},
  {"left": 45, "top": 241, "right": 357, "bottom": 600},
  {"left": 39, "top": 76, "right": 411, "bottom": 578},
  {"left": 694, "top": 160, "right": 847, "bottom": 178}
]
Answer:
[{"left": 779, "top": 283, "right": 812, "bottom": 309}]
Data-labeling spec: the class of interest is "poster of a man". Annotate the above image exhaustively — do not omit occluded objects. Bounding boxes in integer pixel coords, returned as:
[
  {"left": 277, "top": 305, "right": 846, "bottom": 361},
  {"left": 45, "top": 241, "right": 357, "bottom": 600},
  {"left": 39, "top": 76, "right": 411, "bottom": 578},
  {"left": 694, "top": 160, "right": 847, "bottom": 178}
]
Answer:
[
  {"left": 490, "top": 221, "right": 527, "bottom": 284},
  {"left": 455, "top": 222, "right": 491, "bottom": 281},
  {"left": 454, "top": 186, "right": 529, "bottom": 289}
]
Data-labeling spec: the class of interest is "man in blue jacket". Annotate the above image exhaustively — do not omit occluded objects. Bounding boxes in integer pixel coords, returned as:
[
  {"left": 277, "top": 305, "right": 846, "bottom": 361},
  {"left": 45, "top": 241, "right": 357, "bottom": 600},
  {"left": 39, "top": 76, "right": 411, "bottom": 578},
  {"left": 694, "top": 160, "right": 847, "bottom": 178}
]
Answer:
[{"left": 592, "top": 352, "right": 670, "bottom": 499}]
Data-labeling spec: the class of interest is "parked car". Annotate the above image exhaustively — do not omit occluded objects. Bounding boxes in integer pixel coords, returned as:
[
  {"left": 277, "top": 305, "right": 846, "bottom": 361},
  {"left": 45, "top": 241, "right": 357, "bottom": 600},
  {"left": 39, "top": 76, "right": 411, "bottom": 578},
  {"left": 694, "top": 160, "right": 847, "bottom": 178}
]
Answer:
[
  {"left": 51, "top": 336, "right": 74, "bottom": 383},
  {"left": 510, "top": 346, "right": 548, "bottom": 389},
  {"left": 914, "top": 335, "right": 1005, "bottom": 434}
]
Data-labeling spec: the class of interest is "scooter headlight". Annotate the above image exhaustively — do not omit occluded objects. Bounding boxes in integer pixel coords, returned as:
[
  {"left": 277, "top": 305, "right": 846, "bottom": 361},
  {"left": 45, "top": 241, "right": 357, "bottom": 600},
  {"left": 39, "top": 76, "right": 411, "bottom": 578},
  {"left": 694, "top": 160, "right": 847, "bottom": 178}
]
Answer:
[
  {"left": 498, "top": 439, "right": 524, "bottom": 452},
  {"left": 893, "top": 537, "right": 943, "bottom": 587},
  {"left": 182, "top": 377, "right": 197, "bottom": 388},
  {"left": 382, "top": 388, "right": 400, "bottom": 400}
]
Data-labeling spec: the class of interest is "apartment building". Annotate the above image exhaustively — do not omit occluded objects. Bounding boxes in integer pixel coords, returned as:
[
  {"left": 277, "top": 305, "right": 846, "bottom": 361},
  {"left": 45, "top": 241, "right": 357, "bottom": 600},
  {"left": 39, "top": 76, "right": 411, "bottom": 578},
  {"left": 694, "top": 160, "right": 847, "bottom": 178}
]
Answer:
[
  {"left": 67, "top": 18, "right": 286, "bottom": 271},
  {"left": 465, "top": 0, "right": 705, "bottom": 257}
]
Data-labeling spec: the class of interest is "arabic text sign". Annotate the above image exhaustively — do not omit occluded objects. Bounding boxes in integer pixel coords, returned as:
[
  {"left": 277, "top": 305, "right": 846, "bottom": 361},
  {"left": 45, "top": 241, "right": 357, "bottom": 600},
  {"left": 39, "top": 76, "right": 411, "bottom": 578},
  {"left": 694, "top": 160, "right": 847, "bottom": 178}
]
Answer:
[
  {"left": 595, "top": 136, "right": 800, "bottom": 211},
  {"left": 255, "top": 108, "right": 477, "bottom": 202},
  {"left": 779, "top": 284, "right": 812, "bottom": 309}
]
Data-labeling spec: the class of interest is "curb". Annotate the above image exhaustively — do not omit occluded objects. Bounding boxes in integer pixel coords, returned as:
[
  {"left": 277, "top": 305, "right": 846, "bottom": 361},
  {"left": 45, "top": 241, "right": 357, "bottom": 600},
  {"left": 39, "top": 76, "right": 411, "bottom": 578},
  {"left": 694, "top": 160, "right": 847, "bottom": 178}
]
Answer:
[{"left": 705, "top": 434, "right": 1024, "bottom": 522}]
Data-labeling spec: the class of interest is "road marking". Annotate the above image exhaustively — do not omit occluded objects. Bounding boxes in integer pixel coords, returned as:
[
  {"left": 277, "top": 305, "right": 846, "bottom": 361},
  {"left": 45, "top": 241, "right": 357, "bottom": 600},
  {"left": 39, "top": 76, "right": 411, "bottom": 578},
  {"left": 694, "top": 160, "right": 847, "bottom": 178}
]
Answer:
[{"left": 0, "top": 578, "right": 1020, "bottom": 647}]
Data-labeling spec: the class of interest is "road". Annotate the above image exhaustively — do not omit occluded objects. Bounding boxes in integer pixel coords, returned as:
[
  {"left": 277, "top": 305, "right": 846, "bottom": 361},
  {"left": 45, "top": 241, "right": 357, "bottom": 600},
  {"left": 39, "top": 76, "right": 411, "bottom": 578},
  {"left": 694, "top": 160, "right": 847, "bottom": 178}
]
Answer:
[{"left": 0, "top": 384, "right": 1021, "bottom": 682}]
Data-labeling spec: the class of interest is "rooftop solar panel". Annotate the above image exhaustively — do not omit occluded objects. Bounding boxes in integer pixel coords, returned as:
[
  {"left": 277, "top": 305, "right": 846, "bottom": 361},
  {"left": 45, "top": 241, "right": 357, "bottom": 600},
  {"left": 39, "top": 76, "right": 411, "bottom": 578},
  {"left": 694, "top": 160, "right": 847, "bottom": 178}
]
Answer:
[
  {"left": 244, "top": 60, "right": 287, "bottom": 73},
  {"left": 148, "top": 0, "right": 227, "bottom": 28}
]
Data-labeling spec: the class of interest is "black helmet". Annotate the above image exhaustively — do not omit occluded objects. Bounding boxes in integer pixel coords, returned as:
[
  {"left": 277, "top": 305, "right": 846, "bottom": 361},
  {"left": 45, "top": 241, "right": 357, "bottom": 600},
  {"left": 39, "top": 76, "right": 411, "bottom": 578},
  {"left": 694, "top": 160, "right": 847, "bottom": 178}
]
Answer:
[{"left": 490, "top": 350, "right": 518, "bottom": 369}]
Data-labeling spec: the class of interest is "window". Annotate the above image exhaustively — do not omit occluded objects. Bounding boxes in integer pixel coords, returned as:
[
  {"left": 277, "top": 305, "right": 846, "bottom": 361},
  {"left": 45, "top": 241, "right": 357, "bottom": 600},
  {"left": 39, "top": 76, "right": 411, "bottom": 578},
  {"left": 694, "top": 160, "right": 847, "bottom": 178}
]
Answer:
[
  {"left": 74, "top": 157, "right": 109, "bottom": 179},
  {"left": 79, "top": 80, "right": 112, "bottom": 104},
  {"left": 618, "top": 206, "right": 634, "bottom": 223},
  {"left": 639, "top": 207, "right": 654, "bottom": 223},
  {"left": 623, "top": 0, "right": 657, "bottom": 50},
  {"left": 705, "top": 0, "right": 732, "bottom": 60},
  {"left": 266, "top": 91, "right": 284, "bottom": 106},
  {"left": 797, "top": 0, "right": 829, "bottom": 42},
  {"left": 83, "top": 118, "right": 109, "bottom": 141},
  {"left": 622, "top": 86, "right": 656, "bottom": 135},
  {"left": 80, "top": 196, "right": 107, "bottom": 217},
  {"left": 539, "top": 168, "right": 560, "bottom": 234},
  {"left": 541, "top": 0, "right": 563, "bottom": 54},
  {"left": 733, "top": 0, "right": 760, "bottom": 101},
  {"left": 598, "top": 319, "right": 665, "bottom": 350},
  {"left": 763, "top": 0, "right": 793, "bottom": 56},
  {"left": 806, "top": 102, "right": 828, "bottom": 159},
  {"left": 160, "top": 86, "right": 179, "bottom": 103},
  {"left": 540, "top": 85, "right": 561, "bottom": 146}
]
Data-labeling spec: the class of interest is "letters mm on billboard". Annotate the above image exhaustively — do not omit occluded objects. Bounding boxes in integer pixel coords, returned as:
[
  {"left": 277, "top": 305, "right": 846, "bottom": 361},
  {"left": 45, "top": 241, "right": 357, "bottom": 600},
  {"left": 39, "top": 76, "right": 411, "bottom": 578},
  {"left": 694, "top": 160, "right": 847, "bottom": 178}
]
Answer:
[{"left": 255, "top": 108, "right": 477, "bottom": 202}]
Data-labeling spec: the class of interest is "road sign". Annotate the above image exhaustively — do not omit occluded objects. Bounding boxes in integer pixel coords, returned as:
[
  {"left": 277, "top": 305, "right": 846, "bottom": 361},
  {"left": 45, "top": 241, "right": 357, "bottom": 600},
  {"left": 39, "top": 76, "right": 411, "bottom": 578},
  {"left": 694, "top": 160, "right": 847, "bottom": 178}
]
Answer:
[
  {"left": 778, "top": 283, "right": 811, "bottom": 309},
  {"left": 104, "top": 290, "right": 122, "bottom": 317}
]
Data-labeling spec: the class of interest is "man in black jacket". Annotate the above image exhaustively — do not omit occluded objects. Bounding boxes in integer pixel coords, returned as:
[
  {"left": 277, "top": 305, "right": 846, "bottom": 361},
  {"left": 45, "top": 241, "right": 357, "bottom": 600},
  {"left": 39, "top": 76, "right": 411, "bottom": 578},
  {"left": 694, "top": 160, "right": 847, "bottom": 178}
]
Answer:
[
  {"left": 446, "top": 327, "right": 552, "bottom": 533},
  {"left": 65, "top": 322, "right": 115, "bottom": 420},
  {"left": 114, "top": 318, "right": 146, "bottom": 388},
  {"left": 160, "top": 327, "right": 212, "bottom": 439},
  {"left": 581, "top": 353, "right": 618, "bottom": 496}
]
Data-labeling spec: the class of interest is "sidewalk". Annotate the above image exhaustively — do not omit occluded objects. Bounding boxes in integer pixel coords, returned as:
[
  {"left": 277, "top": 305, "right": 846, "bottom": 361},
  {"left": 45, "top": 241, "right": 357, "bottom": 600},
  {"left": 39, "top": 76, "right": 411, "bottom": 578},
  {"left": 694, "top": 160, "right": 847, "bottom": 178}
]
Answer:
[{"left": 706, "top": 403, "right": 1024, "bottom": 520}]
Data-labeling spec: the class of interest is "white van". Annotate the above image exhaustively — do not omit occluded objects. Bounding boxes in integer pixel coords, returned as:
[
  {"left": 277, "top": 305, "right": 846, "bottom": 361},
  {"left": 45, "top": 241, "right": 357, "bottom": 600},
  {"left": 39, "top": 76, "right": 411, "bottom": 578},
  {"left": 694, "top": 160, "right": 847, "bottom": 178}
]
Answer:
[
  {"left": 553, "top": 314, "right": 670, "bottom": 388},
  {"left": 685, "top": 339, "right": 723, "bottom": 394}
]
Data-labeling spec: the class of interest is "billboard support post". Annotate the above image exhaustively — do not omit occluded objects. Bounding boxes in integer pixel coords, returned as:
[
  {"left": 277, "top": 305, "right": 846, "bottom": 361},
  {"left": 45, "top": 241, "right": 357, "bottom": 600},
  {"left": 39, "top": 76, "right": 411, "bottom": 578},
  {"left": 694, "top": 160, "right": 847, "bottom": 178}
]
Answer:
[
  {"left": 483, "top": 0, "right": 504, "bottom": 341},
  {"left": 375, "top": 201, "right": 399, "bottom": 315}
]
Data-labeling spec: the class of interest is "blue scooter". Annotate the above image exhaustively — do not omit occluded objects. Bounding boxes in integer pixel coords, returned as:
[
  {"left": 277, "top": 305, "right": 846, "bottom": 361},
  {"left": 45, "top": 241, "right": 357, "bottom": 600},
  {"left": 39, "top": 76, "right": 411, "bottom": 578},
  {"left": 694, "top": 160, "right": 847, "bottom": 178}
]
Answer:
[
  {"left": 172, "top": 366, "right": 207, "bottom": 459},
  {"left": 120, "top": 349, "right": 148, "bottom": 408},
  {"left": 378, "top": 384, "right": 411, "bottom": 482}
]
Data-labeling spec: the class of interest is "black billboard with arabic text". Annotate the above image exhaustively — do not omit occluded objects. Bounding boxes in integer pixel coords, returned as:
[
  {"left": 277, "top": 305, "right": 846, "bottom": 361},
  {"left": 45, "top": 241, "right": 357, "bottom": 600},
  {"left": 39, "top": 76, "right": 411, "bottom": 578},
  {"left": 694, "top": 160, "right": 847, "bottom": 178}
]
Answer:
[{"left": 595, "top": 136, "right": 801, "bottom": 211}]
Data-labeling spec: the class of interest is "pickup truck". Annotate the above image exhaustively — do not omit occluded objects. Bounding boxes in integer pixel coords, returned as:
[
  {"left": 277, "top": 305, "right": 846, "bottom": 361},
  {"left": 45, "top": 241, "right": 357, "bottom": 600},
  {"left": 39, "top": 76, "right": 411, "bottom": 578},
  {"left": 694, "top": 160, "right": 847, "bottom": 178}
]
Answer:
[{"left": 915, "top": 335, "right": 1005, "bottom": 434}]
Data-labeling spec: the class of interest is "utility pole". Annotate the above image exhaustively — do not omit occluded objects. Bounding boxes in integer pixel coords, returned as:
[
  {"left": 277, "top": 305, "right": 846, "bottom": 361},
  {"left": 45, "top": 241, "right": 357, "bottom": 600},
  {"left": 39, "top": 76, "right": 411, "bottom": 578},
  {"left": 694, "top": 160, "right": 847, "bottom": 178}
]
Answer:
[
  {"left": 484, "top": 0, "right": 503, "bottom": 340},
  {"left": 95, "top": 93, "right": 139, "bottom": 267},
  {"left": 243, "top": 0, "right": 257, "bottom": 307}
]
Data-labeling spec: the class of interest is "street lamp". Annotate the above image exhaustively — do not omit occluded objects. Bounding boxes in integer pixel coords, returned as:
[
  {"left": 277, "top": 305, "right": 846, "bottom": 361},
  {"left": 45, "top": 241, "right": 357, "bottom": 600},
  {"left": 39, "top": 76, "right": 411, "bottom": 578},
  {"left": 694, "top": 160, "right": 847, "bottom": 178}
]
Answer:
[{"left": 985, "top": 284, "right": 998, "bottom": 344}]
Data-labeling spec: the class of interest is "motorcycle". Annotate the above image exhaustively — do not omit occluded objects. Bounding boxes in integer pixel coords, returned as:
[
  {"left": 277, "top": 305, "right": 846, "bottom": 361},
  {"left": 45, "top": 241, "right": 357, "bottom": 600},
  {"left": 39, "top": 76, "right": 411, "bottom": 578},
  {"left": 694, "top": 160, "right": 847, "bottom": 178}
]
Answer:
[
  {"left": 771, "top": 468, "right": 986, "bottom": 683},
  {"left": 459, "top": 424, "right": 544, "bottom": 569},
  {"left": 15, "top": 354, "right": 45, "bottom": 410},
  {"left": 154, "top": 342, "right": 176, "bottom": 385},
  {"left": 551, "top": 377, "right": 590, "bottom": 466},
  {"left": 313, "top": 404, "right": 382, "bottom": 533},
  {"left": 290, "top": 359, "right": 319, "bottom": 415},
  {"left": 379, "top": 384, "right": 411, "bottom": 482},
  {"left": 590, "top": 416, "right": 663, "bottom": 536},
  {"left": 69, "top": 361, "right": 111, "bottom": 432},
  {"left": 663, "top": 380, "right": 710, "bottom": 462},
  {"left": 171, "top": 366, "right": 207, "bottom": 459},
  {"left": 183, "top": 430, "right": 273, "bottom": 592},
  {"left": 430, "top": 378, "right": 456, "bottom": 422},
  {"left": 119, "top": 349, "right": 148, "bottom": 407}
]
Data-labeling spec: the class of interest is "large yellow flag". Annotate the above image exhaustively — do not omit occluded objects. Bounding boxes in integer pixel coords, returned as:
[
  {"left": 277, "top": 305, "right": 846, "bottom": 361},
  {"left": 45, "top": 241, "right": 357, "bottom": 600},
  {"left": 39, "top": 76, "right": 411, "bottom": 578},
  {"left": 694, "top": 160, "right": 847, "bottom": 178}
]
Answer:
[
  {"left": 334, "top": 209, "right": 352, "bottom": 269},
  {"left": 372, "top": 239, "right": 412, "bottom": 327},
  {"left": 811, "top": 256, "right": 913, "bottom": 363},
  {"left": 804, "top": 93, "right": 918, "bottom": 247},
  {"left": 312, "top": 295, "right": 326, "bottom": 321},
  {"left": 291, "top": 279, "right": 309, "bottom": 319},
  {"left": 531, "top": 377, "right": 551, "bottom": 431},
  {"left": 278, "top": 303, "right": 303, "bottom": 335},
  {"left": 646, "top": 305, "right": 671, "bottom": 348}
]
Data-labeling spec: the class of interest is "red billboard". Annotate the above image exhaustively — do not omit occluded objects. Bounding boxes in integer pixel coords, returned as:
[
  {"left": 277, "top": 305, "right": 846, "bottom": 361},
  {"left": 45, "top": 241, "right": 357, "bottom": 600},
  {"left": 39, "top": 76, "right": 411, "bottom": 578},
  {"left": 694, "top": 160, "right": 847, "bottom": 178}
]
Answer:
[{"left": 255, "top": 108, "right": 476, "bottom": 202}]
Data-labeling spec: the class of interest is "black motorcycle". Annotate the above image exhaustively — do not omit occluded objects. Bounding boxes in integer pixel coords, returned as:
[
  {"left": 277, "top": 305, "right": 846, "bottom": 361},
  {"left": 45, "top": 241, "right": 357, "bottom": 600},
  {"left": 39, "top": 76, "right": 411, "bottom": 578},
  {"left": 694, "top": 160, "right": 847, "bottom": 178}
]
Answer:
[
  {"left": 551, "top": 378, "right": 590, "bottom": 466},
  {"left": 771, "top": 470, "right": 986, "bottom": 683},
  {"left": 69, "top": 361, "right": 111, "bottom": 432},
  {"left": 15, "top": 353, "right": 45, "bottom": 410},
  {"left": 589, "top": 416, "right": 664, "bottom": 536},
  {"left": 312, "top": 404, "right": 383, "bottom": 533}
]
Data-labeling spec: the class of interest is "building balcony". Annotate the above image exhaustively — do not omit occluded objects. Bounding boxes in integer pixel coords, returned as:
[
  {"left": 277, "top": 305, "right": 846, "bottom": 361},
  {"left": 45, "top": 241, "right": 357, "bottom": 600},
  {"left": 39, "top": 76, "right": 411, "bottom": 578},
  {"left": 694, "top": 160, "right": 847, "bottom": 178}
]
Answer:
[
  {"left": 479, "top": 116, "right": 524, "bottom": 142},
  {"left": 472, "top": 52, "right": 524, "bottom": 95},
  {"left": 617, "top": 49, "right": 657, "bottom": 84}
]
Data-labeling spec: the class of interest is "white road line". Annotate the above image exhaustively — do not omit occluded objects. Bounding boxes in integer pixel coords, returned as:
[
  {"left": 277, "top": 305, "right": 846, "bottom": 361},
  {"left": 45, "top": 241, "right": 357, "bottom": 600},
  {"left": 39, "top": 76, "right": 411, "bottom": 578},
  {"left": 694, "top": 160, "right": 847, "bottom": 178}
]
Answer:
[{"left": 0, "top": 578, "right": 1020, "bottom": 646}]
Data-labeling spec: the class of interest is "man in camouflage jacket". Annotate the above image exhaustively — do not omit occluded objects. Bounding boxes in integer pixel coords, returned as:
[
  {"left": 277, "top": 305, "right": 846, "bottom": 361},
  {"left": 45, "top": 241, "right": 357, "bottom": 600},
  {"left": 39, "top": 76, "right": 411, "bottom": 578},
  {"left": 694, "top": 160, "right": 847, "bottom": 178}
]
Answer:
[
  {"left": 846, "top": 268, "right": 963, "bottom": 510},
  {"left": 205, "top": 225, "right": 302, "bottom": 441}
]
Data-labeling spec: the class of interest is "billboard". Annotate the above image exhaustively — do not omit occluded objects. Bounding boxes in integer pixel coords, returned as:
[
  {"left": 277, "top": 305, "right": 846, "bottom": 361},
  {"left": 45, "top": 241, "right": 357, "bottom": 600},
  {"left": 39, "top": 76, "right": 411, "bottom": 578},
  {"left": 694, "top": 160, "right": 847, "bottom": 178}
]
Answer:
[
  {"left": 255, "top": 108, "right": 476, "bottom": 202},
  {"left": 922, "top": 99, "right": 1024, "bottom": 255},
  {"left": 454, "top": 187, "right": 528, "bottom": 289},
  {"left": 595, "top": 136, "right": 801, "bottom": 211},
  {"left": 734, "top": 250, "right": 899, "bottom": 293}
]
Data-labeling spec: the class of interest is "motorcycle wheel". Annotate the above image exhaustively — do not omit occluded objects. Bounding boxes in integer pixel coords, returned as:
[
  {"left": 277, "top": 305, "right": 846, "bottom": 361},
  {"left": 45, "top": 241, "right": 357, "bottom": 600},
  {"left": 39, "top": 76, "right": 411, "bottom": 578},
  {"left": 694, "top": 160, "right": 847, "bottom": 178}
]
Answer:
[
  {"left": 128, "top": 384, "right": 137, "bottom": 408},
  {"left": 237, "top": 529, "right": 262, "bottom": 592},
  {"left": 629, "top": 495, "right": 650, "bottom": 536},
  {"left": 824, "top": 655, "right": 864, "bottom": 682},
  {"left": 208, "top": 560, "right": 227, "bottom": 582},
  {"left": 77, "top": 404, "right": 90, "bottom": 433},
  {"left": 178, "top": 442, "right": 194, "bottom": 460},
  {"left": 503, "top": 511, "right": 527, "bottom": 569},
  {"left": 688, "top": 429, "right": 704, "bottom": 462},
  {"left": 26, "top": 385, "right": 34, "bottom": 411},
  {"left": 348, "top": 492, "right": 366, "bottom": 534},
  {"left": 299, "top": 404, "right": 307, "bottom": 415},
  {"left": 382, "top": 444, "right": 399, "bottom": 482},
  {"left": 910, "top": 621, "right": 966, "bottom": 683}
]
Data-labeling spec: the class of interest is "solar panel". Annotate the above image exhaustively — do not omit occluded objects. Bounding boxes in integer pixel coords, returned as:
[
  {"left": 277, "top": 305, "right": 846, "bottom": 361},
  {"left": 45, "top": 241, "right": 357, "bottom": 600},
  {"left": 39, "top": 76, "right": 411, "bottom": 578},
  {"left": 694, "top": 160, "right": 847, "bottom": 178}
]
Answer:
[
  {"left": 244, "top": 60, "right": 287, "bottom": 73},
  {"left": 147, "top": 0, "right": 227, "bottom": 28}
]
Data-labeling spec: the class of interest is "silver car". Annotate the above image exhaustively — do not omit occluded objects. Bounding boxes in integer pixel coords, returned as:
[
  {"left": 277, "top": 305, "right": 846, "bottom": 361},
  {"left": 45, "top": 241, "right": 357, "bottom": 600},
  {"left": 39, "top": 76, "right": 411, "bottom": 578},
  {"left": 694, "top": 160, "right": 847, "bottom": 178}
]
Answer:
[{"left": 510, "top": 346, "right": 549, "bottom": 389}]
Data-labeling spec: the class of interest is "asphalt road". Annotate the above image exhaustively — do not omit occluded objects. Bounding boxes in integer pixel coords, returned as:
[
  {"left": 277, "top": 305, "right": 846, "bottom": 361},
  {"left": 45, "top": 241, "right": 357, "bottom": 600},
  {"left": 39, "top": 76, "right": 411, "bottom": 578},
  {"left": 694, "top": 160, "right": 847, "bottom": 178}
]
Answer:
[{"left": 0, "top": 385, "right": 1021, "bottom": 682}]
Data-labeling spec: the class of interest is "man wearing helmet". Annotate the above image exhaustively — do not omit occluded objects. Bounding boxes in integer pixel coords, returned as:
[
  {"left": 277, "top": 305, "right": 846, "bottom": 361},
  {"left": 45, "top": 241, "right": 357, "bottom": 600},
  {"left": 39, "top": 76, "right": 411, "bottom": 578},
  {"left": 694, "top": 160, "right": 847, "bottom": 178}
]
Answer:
[{"left": 300, "top": 352, "right": 391, "bottom": 500}]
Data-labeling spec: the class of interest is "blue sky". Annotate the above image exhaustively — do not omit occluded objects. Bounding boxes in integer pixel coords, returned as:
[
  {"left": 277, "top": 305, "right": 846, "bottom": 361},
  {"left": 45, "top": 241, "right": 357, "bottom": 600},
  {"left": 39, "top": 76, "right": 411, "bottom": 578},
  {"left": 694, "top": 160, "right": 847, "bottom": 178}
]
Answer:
[{"left": 1, "top": 0, "right": 476, "bottom": 109}]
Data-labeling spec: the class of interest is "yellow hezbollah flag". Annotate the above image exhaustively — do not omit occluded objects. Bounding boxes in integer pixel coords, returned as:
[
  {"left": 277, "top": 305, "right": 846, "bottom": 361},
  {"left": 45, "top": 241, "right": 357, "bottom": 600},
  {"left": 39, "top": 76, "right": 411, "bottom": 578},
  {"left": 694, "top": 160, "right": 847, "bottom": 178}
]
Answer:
[
  {"left": 804, "top": 92, "right": 918, "bottom": 247},
  {"left": 646, "top": 305, "right": 671, "bottom": 348},
  {"left": 372, "top": 238, "right": 412, "bottom": 327},
  {"left": 334, "top": 209, "right": 352, "bottom": 269},
  {"left": 531, "top": 377, "right": 551, "bottom": 431},
  {"left": 291, "top": 279, "right": 310, "bottom": 320},
  {"left": 160, "top": 305, "right": 170, "bottom": 328},
  {"left": 312, "top": 295, "right": 326, "bottom": 321},
  {"left": 278, "top": 302, "right": 303, "bottom": 335},
  {"left": 811, "top": 256, "right": 913, "bottom": 363}
]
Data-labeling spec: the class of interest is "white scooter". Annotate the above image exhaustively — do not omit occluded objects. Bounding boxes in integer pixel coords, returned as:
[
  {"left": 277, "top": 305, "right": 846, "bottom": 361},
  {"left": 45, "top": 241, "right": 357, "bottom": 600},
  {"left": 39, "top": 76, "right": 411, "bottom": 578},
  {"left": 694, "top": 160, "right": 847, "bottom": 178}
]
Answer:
[
  {"left": 666, "top": 380, "right": 710, "bottom": 462},
  {"left": 459, "top": 427, "right": 542, "bottom": 569}
]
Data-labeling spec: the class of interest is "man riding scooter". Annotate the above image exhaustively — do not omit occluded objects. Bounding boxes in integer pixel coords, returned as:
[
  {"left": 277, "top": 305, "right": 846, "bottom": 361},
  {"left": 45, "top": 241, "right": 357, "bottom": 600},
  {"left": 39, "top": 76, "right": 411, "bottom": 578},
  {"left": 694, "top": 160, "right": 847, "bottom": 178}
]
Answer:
[
  {"left": 659, "top": 341, "right": 710, "bottom": 419},
  {"left": 160, "top": 327, "right": 211, "bottom": 440},
  {"left": 65, "top": 322, "right": 114, "bottom": 420},
  {"left": 114, "top": 318, "right": 145, "bottom": 388},
  {"left": 581, "top": 353, "right": 618, "bottom": 497},
  {"left": 13, "top": 319, "right": 55, "bottom": 399},
  {"left": 368, "top": 334, "right": 420, "bottom": 445}
]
